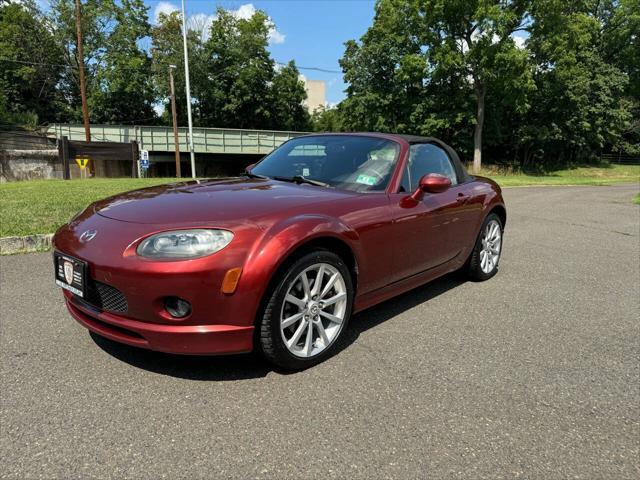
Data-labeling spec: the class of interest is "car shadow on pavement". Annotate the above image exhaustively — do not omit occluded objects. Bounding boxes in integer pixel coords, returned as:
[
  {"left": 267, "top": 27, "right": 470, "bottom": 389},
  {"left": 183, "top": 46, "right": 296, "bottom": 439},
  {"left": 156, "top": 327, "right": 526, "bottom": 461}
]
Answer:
[
  {"left": 338, "top": 273, "right": 466, "bottom": 352},
  {"left": 91, "top": 333, "right": 273, "bottom": 381},
  {"left": 91, "top": 273, "right": 466, "bottom": 381}
]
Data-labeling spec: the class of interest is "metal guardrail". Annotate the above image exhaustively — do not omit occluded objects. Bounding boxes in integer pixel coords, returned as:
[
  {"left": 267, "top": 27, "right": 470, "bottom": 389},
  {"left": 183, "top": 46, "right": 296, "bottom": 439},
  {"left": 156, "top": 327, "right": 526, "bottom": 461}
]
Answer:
[{"left": 46, "top": 124, "right": 308, "bottom": 155}]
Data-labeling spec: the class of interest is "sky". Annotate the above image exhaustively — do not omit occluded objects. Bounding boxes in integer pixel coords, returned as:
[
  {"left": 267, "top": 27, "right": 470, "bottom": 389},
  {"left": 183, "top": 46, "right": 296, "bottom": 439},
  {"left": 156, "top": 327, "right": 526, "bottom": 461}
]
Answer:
[{"left": 146, "top": 0, "right": 377, "bottom": 105}]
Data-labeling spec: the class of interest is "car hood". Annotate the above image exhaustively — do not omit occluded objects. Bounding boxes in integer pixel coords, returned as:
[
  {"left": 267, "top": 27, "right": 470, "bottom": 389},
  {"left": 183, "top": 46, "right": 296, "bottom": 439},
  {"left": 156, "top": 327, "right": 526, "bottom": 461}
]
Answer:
[{"left": 93, "top": 177, "right": 357, "bottom": 225}]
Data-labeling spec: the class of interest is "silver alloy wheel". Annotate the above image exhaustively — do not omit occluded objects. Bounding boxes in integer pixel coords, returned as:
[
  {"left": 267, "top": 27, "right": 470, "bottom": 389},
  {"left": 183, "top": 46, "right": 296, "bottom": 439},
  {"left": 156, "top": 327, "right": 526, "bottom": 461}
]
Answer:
[
  {"left": 480, "top": 219, "right": 502, "bottom": 274},
  {"left": 280, "top": 263, "right": 348, "bottom": 358}
]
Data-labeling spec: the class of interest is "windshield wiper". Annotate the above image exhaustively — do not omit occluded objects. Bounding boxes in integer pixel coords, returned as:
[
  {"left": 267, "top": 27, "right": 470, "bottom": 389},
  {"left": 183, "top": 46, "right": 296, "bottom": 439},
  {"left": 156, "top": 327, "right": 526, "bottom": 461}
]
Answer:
[
  {"left": 273, "top": 175, "right": 330, "bottom": 187},
  {"left": 241, "top": 171, "right": 268, "bottom": 179}
]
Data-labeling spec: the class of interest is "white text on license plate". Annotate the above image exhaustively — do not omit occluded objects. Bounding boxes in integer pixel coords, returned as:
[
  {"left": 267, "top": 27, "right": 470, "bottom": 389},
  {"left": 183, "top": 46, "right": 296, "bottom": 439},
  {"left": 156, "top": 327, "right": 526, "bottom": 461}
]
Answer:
[{"left": 56, "top": 279, "right": 83, "bottom": 297}]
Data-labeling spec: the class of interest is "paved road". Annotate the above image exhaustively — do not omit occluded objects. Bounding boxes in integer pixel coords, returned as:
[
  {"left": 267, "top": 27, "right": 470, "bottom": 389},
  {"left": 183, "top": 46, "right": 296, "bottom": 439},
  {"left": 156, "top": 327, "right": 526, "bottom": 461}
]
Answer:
[{"left": 2, "top": 184, "right": 639, "bottom": 479}]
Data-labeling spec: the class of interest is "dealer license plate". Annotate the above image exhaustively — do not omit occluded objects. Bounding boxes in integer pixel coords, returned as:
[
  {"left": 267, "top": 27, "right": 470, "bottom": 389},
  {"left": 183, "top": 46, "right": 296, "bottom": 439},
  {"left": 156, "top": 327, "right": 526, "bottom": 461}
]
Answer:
[{"left": 54, "top": 252, "right": 87, "bottom": 298}]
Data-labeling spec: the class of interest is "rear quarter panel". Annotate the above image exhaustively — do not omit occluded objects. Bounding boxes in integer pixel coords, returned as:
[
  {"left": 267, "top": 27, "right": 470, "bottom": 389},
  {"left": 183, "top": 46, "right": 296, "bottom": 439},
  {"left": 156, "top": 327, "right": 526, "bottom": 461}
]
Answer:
[{"left": 468, "top": 176, "right": 506, "bottom": 233}]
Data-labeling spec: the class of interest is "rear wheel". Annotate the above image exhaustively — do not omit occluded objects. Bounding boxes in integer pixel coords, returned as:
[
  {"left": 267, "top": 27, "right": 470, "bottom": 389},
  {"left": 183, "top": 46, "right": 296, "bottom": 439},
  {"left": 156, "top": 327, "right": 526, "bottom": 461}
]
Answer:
[
  {"left": 258, "top": 251, "right": 353, "bottom": 370},
  {"left": 467, "top": 213, "right": 503, "bottom": 281}
]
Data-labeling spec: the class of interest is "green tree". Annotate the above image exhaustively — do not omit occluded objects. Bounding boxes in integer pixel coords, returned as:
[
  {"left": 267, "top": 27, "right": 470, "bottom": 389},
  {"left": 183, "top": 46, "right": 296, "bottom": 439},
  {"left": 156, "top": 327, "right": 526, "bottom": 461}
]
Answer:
[
  {"left": 269, "top": 61, "right": 310, "bottom": 131},
  {"left": 150, "top": 10, "right": 204, "bottom": 126},
  {"left": 51, "top": 0, "right": 156, "bottom": 124},
  {"left": 339, "top": 0, "right": 425, "bottom": 133},
  {"left": 311, "top": 106, "right": 343, "bottom": 132},
  {"left": 601, "top": 0, "right": 640, "bottom": 156},
  {"left": 426, "top": 0, "right": 532, "bottom": 171},
  {"left": 199, "top": 8, "right": 275, "bottom": 128},
  {"left": 525, "top": 0, "right": 633, "bottom": 164},
  {"left": 91, "top": 0, "right": 156, "bottom": 124},
  {"left": 340, "top": 0, "right": 533, "bottom": 170},
  {"left": 0, "top": 0, "right": 65, "bottom": 126},
  {"left": 151, "top": 6, "right": 309, "bottom": 130},
  {"left": 51, "top": 0, "right": 112, "bottom": 122}
]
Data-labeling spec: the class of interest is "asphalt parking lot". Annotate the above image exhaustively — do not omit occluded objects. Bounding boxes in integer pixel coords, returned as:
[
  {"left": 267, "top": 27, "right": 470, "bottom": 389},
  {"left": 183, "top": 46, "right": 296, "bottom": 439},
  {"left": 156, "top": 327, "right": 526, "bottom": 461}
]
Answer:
[{"left": 1, "top": 184, "right": 639, "bottom": 479}]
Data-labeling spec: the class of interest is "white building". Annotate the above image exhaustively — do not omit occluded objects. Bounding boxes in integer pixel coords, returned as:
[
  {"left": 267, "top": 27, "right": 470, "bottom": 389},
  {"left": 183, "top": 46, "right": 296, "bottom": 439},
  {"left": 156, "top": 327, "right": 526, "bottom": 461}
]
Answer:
[{"left": 302, "top": 79, "right": 326, "bottom": 113}]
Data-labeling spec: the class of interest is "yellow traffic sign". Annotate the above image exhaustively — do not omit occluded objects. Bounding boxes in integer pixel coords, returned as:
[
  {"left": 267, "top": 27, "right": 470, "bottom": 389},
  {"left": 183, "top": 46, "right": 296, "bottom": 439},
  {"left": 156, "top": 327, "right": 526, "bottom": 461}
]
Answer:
[{"left": 75, "top": 156, "right": 90, "bottom": 169}]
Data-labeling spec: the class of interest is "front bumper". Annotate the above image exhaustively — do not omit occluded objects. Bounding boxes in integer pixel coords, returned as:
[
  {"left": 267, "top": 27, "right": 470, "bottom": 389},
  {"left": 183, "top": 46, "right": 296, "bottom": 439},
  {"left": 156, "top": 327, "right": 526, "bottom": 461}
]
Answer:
[
  {"left": 53, "top": 212, "right": 270, "bottom": 355},
  {"left": 66, "top": 293, "right": 254, "bottom": 355}
]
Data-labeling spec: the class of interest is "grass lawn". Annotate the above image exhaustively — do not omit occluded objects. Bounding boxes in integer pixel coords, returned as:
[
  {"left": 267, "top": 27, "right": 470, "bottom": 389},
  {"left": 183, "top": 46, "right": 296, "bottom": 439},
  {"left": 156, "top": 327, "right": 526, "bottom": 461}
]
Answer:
[
  {"left": 0, "top": 164, "right": 638, "bottom": 238},
  {"left": 475, "top": 164, "right": 640, "bottom": 187},
  {"left": 634, "top": 193, "right": 640, "bottom": 205},
  {"left": 0, "top": 178, "right": 178, "bottom": 237}
]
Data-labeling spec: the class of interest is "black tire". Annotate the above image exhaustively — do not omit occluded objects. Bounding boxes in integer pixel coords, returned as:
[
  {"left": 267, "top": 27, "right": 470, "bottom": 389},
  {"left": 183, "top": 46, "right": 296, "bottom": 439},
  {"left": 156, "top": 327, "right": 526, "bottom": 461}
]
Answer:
[
  {"left": 467, "top": 213, "right": 503, "bottom": 281},
  {"left": 257, "top": 250, "right": 354, "bottom": 370}
]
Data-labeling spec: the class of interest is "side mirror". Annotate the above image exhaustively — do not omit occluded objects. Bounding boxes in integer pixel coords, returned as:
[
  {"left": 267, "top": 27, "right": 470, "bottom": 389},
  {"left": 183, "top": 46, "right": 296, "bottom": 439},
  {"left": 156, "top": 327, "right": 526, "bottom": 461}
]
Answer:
[
  {"left": 245, "top": 163, "right": 256, "bottom": 172},
  {"left": 419, "top": 173, "right": 451, "bottom": 194},
  {"left": 403, "top": 174, "right": 451, "bottom": 206}
]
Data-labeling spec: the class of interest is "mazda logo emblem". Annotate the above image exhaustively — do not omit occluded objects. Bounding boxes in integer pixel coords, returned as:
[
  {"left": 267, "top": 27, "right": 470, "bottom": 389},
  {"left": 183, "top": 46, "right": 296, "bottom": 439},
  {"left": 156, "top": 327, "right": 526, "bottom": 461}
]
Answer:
[{"left": 79, "top": 230, "right": 97, "bottom": 242}]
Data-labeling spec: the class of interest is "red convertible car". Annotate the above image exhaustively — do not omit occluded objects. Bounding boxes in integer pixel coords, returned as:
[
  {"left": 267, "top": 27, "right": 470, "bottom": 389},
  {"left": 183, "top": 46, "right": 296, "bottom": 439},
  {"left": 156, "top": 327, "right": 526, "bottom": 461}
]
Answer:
[{"left": 53, "top": 133, "right": 506, "bottom": 369}]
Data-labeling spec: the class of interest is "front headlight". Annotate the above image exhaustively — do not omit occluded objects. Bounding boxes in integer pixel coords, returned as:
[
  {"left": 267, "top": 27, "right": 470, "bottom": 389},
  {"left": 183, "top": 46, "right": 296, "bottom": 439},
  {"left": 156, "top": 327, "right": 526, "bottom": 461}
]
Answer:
[{"left": 137, "top": 229, "right": 234, "bottom": 259}]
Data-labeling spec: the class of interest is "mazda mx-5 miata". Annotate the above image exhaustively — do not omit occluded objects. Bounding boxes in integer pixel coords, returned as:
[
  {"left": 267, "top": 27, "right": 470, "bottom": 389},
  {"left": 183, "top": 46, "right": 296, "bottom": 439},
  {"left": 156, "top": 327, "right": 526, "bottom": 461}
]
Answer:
[{"left": 53, "top": 133, "right": 506, "bottom": 369}]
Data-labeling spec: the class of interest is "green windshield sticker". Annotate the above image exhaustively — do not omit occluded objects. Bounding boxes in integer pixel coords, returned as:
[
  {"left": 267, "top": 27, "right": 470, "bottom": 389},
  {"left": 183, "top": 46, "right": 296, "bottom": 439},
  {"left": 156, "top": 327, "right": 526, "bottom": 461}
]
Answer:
[{"left": 356, "top": 174, "right": 377, "bottom": 186}]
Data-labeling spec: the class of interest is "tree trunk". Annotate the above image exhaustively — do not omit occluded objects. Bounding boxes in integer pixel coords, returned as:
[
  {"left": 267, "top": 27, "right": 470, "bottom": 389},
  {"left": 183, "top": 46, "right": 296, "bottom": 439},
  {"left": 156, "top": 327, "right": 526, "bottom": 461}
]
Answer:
[
  {"left": 473, "top": 84, "right": 486, "bottom": 174},
  {"left": 522, "top": 144, "right": 531, "bottom": 169}
]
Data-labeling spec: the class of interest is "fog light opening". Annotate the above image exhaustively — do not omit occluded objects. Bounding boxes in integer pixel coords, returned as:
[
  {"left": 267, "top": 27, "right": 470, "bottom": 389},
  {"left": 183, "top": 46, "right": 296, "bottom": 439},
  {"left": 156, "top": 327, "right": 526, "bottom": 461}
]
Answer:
[{"left": 164, "top": 296, "right": 192, "bottom": 318}]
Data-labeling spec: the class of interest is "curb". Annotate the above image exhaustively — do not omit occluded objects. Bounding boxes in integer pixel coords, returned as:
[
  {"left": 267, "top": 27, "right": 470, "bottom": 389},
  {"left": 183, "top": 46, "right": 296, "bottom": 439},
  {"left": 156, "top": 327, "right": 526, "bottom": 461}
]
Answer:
[{"left": 0, "top": 234, "right": 54, "bottom": 255}]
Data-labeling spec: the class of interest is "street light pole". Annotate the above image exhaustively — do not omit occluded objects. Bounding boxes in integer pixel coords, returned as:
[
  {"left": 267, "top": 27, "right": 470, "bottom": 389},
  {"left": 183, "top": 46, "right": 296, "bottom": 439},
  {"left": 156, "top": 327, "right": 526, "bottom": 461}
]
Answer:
[
  {"left": 168, "top": 65, "right": 181, "bottom": 178},
  {"left": 181, "top": 0, "right": 196, "bottom": 179}
]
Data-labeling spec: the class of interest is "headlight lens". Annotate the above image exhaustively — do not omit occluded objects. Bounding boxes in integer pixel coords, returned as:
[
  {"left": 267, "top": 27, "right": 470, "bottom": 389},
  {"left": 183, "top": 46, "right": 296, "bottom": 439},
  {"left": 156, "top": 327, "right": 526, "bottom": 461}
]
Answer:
[{"left": 137, "top": 229, "right": 233, "bottom": 259}]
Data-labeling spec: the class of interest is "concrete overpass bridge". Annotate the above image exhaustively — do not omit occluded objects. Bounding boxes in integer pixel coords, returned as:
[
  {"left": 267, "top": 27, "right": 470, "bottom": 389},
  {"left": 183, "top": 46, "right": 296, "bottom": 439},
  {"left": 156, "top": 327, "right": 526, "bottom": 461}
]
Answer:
[
  {"left": 47, "top": 123, "right": 306, "bottom": 156},
  {"left": 46, "top": 123, "right": 309, "bottom": 176}
]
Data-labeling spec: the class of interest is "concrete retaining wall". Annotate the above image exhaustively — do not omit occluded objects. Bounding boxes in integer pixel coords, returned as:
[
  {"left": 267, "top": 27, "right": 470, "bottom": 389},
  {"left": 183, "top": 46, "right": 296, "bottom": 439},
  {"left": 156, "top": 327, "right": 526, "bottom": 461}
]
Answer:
[
  {"left": 0, "top": 149, "right": 62, "bottom": 182},
  {"left": 0, "top": 131, "right": 62, "bottom": 182}
]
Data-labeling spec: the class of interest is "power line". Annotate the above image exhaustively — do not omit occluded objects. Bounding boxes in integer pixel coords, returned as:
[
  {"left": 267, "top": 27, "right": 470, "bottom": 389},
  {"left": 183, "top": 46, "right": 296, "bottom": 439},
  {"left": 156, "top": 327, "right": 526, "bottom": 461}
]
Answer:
[
  {"left": 299, "top": 66, "right": 341, "bottom": 74},
  {"left": 0, "top": 57, "right": 151, "bottom": 73},
  {"left": 0, "top": 58, "right": 70, "bottom": 69},
  {"left": 275, "top": 61, "right": 341, "bottom": 74},
  {"left": 0, "top": 57, "right": 343, "bottom": 75}
]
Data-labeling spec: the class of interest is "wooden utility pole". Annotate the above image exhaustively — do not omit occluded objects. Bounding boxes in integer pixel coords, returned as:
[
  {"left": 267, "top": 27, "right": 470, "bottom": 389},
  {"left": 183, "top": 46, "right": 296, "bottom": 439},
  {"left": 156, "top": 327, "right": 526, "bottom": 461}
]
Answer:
[
  {"left": 169, "top": 66, "right": 181, "bottom": 177},
  {"left": 75, "top": 0, "right": 93, "bottom": 175}
]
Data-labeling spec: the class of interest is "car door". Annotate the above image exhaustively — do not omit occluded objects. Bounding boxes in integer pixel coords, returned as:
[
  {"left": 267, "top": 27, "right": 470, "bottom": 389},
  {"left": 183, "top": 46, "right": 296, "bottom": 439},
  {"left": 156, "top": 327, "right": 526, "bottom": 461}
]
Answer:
[{"left": 389, "top": 143, "right": 471, "bottom": 282}]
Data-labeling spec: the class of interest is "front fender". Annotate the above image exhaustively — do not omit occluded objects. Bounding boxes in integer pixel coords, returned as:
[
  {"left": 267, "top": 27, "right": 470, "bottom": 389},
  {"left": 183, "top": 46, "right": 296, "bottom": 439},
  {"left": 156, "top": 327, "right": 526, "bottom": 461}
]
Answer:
[{"left": 240, "top": 214, "right": 362, "bottom": 317}]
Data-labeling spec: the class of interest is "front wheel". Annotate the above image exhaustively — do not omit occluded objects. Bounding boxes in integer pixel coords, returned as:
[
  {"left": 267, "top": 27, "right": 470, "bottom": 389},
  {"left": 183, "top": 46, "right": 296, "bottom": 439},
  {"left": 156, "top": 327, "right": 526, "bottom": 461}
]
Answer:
[
  {"left": 257, "top": 251, "right": 353, "bottom": 370},
  {"left": 467, "top": 213, "right": 503, "bottom": 281}
]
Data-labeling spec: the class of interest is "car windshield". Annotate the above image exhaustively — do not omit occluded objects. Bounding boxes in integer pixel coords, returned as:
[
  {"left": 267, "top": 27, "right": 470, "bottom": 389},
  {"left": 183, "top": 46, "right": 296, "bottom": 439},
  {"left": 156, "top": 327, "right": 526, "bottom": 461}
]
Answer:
[{"left": 251, "top": 135, "right": 400, "bottom": 192}]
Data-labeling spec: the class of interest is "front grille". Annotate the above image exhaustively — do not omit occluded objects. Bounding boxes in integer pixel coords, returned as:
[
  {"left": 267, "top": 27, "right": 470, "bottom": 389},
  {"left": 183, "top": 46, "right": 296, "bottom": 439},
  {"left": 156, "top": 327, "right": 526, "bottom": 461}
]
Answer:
[{"left": 84, "top": 280, "right": 128, "bottom": 313}]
